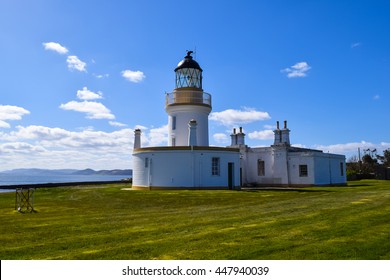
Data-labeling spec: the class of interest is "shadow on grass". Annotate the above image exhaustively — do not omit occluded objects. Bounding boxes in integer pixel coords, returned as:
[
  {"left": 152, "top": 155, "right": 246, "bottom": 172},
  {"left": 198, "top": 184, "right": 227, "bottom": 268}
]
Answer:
[
  {"left": 346, "top": 184, "right": 372, "bottom": 187},
  {"left": 241, "top": 188, "right": 334, "bottom": 193}
]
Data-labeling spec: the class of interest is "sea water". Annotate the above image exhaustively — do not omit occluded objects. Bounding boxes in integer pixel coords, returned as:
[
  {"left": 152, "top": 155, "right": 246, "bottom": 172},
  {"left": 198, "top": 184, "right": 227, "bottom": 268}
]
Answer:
[{"left": 0, "top": 174, "right": 130, "bottom": 186}]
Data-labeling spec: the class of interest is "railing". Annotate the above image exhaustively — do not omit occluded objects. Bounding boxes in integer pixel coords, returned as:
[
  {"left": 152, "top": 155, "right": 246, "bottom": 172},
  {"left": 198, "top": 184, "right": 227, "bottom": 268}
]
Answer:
[{"left": 165, "top": 91, "right": 212, "bottom": 107}]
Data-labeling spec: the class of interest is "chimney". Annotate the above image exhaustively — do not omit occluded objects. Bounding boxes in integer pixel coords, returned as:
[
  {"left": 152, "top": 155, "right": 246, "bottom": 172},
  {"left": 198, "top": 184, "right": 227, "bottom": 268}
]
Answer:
[
  {"left": 237, "top": 127, "right": 245, "bottom": 146},
  {"left": 230, "top": 128, "right": 237, "bottom": 146},
  {"left": 274, "top": 121, "right": 282, "bottom": 145},
  {"left": 188, "top": 119, "right": 197, "bottom": 146},
  {"left": 281, "top": 120, "right": 290, "bottom": 146},
  {"left": 133, "top": 129, "right": 142, "bottom": 149}
]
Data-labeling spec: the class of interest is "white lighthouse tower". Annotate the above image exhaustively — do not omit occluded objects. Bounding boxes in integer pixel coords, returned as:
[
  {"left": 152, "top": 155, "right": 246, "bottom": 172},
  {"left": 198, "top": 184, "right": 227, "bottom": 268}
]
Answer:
[
  {"left": 165, "top": 51, "right": 211, "bottom": 146},
  {"left": 132, "top": 51, "right": 240, "bottom": 190}
]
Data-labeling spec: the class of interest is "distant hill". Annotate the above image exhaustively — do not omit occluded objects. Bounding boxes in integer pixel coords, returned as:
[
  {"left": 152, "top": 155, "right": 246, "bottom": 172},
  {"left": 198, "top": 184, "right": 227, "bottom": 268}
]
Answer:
[
  {"left": 72, "top": 169, "right": 132, "bottom": 176},
  {"left": 0, "top": 168, "right": 132, "bottom": 176}
]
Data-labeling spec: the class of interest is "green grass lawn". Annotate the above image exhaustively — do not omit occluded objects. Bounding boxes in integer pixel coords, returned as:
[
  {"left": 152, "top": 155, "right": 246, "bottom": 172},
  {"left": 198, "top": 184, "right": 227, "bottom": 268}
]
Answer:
[{"left": 0, "top": 180, "right": 389, "bottom": 260}]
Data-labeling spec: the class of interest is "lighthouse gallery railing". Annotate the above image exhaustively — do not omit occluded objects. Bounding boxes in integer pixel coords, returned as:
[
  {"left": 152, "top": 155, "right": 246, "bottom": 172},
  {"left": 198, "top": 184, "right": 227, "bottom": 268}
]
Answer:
[{"left": 165, "top": 91, "right": 211, "bottom": 107}]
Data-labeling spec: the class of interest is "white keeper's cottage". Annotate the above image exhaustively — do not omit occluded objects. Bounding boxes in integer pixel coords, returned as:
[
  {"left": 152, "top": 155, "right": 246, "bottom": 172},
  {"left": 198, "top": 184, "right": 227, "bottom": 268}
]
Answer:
[{"left": 132, "top": 52, "right": 346, "bottom": 190}]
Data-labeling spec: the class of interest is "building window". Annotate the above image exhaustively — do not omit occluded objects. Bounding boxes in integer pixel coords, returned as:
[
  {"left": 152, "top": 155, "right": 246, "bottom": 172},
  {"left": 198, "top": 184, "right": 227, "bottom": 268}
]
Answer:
[
  {"left": 145, "top": 158, "right": 149, "bottom": 168},
  {"left": 299, "top": 165, "right": 308, "bottom": 177},
  {"left": 258, "top": 160, "right": 265, "bottom": 176},
  {"left": 340, "top": 162, "right": 344, "bottom": 176},
  {"left": 172, "top": 137, "right": 176, "bottom": 147},
  {"left": 212, "top": 157, "right": 220, "bottom": 176},
  {"left": 172, "top": 116, "right": 176, "bottom": 130}
]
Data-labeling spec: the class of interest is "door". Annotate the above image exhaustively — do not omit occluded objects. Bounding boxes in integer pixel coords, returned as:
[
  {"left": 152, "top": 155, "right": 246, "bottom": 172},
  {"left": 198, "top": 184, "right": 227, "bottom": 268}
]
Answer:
[{"left": 228, "top": 162, "right": 234, "bottom": 190}]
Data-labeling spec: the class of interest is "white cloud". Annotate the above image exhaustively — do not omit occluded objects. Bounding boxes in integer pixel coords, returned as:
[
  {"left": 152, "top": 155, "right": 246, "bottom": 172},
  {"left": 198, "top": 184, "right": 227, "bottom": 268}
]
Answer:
[
  {"left": 59, "top": 101, "right": 115, "bottom": 119},
  {"left": 8, "top": 125, "right": 70, "bottom": 141},
  {"left": 42, "top": 42, "right": 69, "bottom": 54},
  {"left": 0, "top": 105, "right": 30, "bottom": 128},
  {"left": 281, "top": 62, "right": 311, "bottom": 78},
  {"left": 213, "top": 133, "right": 229, "bottom": 144},
  {"left": 209, "top": 108, "right": 271, "bottom": 126},
  {"left": 145, "top": 125, "right": 168, "bottom": 146},
  {"left": 263, "top": 124, "right": 275, "bottom": 130},
  {"left": 77, "top": 87, "right": 103, "bottom": 100},
  {"left": 351, "top": 42, "right": 361, "bottom": 48},
  {"left": 0, "top": 125, "right": 133, "bottom": 170},
  {"left": 94, "top": 73, "right": 109, "bottom": 79},
  {"left": 0, "top": 142, "right": 47, "bottom": 154},
  {"left": 248, "top": 129, "right": 274, "bottom": 140},
  {"left": 1, "top": 126, "right": 132, "bottom": 151},
  {"left": 122, "top": 70, "right": 146, "bottom": 83},
  {"left": 109, "top": 121, "right": 127, "bottom": 127},
  {"left": 0, "top": 120, "right": 10, "bottom": 128},
  {"left": 67, "top": 55, "right": 87, "bottom": 72},
  {"left": 312, "top": 141, "right": 390, "bottom": 156},
  {"left": 134, "top": 125, "right": 148, "bottom": 130}
]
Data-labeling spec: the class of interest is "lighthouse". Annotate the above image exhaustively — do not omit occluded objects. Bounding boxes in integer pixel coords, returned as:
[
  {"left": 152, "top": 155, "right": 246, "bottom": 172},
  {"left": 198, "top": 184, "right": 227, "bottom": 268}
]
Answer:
[
  {"left": 165, "top": 51, "right": 211, "bottom": 146},
  {"left": 132, "top": 51, "right": 240, "bottom": 190}
]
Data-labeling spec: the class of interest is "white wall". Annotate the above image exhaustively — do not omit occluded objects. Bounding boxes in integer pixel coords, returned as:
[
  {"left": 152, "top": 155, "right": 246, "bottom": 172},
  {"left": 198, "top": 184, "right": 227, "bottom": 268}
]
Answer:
[
  {"left": 288, "top": 153, "right": 315, "bottom": 185},
  {"left": 132, "top": 148, "right": 240, "bottom": 189},
  {"left": 166, "top": 105, "right": 211, "bottom": 146},
  {"left": 313, "top": 153, "right": 346, "bottom": 185},
  {"left": 242, "top": 147, "right": 347, "bottom": 186}
]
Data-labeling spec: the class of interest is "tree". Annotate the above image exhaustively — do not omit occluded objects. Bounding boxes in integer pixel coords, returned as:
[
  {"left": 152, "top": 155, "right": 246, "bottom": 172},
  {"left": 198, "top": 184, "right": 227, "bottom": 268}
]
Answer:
[
  {"left": 375, "top": 149, "right": 390, "bottom": 167},
  {"left": 383, "top": 149, "right": 390, "bottom": 167},
  {"left": 361, "top": 154, "right": 377, "bottom": 174},
  {"left": 346, "top": 148, "right": 390, "bottom": 180}
]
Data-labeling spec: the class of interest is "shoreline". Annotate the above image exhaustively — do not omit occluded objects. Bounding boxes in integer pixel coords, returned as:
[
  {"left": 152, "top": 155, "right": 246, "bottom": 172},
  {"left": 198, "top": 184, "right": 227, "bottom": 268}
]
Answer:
[{"left": 0, "top": 180, "right": 131, "bottom": 190}]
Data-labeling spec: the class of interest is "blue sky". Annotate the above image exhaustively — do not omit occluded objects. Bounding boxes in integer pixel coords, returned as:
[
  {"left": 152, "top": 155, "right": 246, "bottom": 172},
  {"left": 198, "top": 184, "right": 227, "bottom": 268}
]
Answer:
[{"left": 0, "top": 0, "right": 389, "bottom": 171}]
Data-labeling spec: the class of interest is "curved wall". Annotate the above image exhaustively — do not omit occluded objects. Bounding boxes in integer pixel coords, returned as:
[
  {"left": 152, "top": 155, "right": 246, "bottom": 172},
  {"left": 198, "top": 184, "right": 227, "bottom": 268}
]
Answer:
[{"left": 132, "top": 147, "right": 240, "bottom": 189}]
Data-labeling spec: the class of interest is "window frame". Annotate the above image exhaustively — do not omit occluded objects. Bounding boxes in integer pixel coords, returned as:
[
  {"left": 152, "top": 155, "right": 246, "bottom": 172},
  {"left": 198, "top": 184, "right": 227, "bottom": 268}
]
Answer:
[
  {"left": 172, "top": 116, "right": 176, "bottom": 130},
  {"left": 299, "top": 164, "right": 308, "bottom": 177},
  {"left": 211, "top": 157, "right": 220, "bottom": 176},
  {"left": 257, "top": 159, "right": 265, "bottom": 176}
]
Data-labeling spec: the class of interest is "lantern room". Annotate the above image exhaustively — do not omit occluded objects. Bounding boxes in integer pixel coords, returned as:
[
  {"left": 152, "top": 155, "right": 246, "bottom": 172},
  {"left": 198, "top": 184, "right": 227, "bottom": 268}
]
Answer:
[{"left": 175, "top": 51, "right": 203, "bottom": 89}]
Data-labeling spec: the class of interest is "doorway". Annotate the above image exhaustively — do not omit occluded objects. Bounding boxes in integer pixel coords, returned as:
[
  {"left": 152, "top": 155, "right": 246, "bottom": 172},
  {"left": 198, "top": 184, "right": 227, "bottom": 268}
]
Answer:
[{"left": 228, "top": 162, "right": 234, "bottom": 190}]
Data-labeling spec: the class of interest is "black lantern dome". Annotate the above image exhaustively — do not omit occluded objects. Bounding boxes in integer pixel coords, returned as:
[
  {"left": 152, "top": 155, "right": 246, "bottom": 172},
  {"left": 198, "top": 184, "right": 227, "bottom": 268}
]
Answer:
[{"left": 174, "top": 51, "right": 203, "bottom": 89}]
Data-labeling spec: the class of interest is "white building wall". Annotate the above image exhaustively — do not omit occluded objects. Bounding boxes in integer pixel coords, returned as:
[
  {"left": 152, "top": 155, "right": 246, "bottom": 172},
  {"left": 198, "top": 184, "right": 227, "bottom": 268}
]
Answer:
[
  {"left": 313, "top": 153, "right": 346, "bottom": 185},
  {"left": 166, "top": 105, "right": 211, "bottom": 146},
  {"left": 132, "top": 154, "right": 150, "bottom": 187},
  {"left": 241, "top": 147, "right": 279, "bottom": 185},
  {"left": 288, "top": 153, "right": 315, "bottom": 185},
  {"left": 132, "top": 148, "right": 240, "bottom": 189},
  {"left": 241, "top": 147, "right": 347, "bottom": 186},
  {"left": 242, "top": 147, "right": 300, "bottom": 185},
  {"left": 271, "top": 147, "right": 290, "bottom": 185}
]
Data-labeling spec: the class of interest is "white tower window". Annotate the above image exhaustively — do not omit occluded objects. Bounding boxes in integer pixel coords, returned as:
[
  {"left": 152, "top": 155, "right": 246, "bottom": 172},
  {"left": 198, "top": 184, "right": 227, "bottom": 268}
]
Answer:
[{"left": 172, "top": 116, "right": 176, "bottom": 130}]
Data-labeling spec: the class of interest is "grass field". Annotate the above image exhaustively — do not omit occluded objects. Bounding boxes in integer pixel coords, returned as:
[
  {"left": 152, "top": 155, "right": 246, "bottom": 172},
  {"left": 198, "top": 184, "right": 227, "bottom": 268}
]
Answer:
[{"left": 0, "top": 180, "right": 389, "bottom": 260}]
